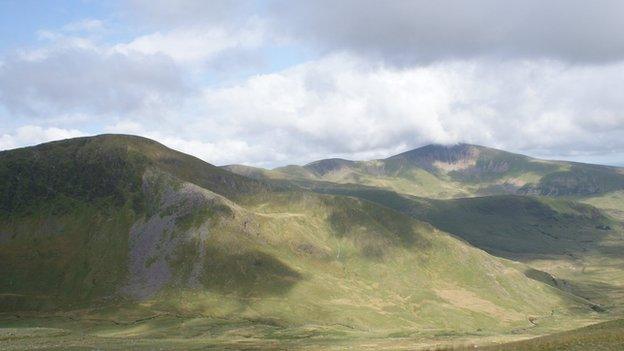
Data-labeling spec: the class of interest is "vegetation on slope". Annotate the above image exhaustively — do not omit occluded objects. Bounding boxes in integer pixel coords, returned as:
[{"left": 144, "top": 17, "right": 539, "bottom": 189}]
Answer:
[
  {"left": 2, "top": 135, "right": 623, "bottom": 350},
  {"left": 0, "top": 135, "right": 268, "bottom": 308},
  {"left": 0, "top": 135, "right": 597, "bottom": 334},
  {"left": 474, "top": 318, "right": 624, "bottom": 351},
  {"left": 300, "top": 183, "right": 624, "bottom": 315},
  {"left": 0, "top": 134, "right": 267, "bottom": 217}
]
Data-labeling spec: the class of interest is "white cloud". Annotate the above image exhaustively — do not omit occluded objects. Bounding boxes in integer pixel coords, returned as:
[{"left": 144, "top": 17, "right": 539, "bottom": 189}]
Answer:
[
  {"left": 3, "top": 45, "right": 624, "bottom": 167},
  {"left": 113, "top": 20, "right": 266, "bottom": 66},
  {"left": 179, "top": 54, "right": 624, "bottom": 165},
  {"left": 0, "top": 125, "right": 86, "bottom": 150},
  {"left": 125, "top": 0, "right": 254, "bottom": 27},
  {"left": 104, "top": 120, "right": 272, "bottom": 166},
  {"left": 0, "top": 32, "right": 189, "bottom": 119}
]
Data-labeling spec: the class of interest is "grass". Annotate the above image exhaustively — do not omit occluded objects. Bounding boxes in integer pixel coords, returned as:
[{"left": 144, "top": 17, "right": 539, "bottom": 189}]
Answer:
[
  {"left": 2, "top": 135, "right": 624, "bottom": 350},
  {"left": 1, "top": 182, "right": 598, "bottom": 337},
  {"left": 303, "top": 185, "right": 624, "bottom": 313},
  {"left": 0, "top": 203, "right": 138, "bottom": 309},
  {"left": 470, "top": 318, "right": 624, "bottom": 351},
  {"left": 581, "top": 190, "right": 624, "bottom": 220},
  {"left": 2, "top": 312, "right": 616, "bottom": 351}
]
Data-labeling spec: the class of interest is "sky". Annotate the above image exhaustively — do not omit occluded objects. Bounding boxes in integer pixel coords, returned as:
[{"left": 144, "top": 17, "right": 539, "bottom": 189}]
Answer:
[{"left": 1, "top": 0, "right": 624, "bottom": 167}]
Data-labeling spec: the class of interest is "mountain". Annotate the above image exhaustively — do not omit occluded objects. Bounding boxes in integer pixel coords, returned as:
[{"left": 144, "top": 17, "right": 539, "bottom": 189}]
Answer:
[
  {"left": 0, "top": 135, "right": 268, "bottom": 307},
  {"left": 2, "top": 135, "right": 624, "bottom": 350},
  {"left": 225, "top": 143, "right": 624, "bottom": 199}
]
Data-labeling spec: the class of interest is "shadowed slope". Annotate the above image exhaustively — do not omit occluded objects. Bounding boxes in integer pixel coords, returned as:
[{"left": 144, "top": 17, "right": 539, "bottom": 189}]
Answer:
[{"left": 0, "top": 135, "right": 276, "bottom": 309}]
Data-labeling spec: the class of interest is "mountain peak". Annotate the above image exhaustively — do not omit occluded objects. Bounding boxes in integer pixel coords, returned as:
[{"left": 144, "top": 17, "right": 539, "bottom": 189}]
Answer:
[
  {"left": 304, "top": 158, "right": 356, "bottom": 176},
  {"left": 387, "top": 142, "right": 487, "bottom": 164},
  {"left": 0, "top": 134, "right": 267, "bottom": 214}
]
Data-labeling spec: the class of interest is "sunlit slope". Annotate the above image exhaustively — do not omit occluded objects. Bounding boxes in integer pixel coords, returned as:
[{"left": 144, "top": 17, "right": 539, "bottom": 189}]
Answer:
[
  {"left": 0, "top": 135, "right": 594, "bottom": 335},
  {"left": 301, "top": 185, "right": 620, "bottom": 259},
  {"left": 301, "top": 184, "right": 624, "bottom": 315},
  {"left": 472, "top": 318, "right": 624, "bottom": 351},
  {"left": 582, "top": 190, "right": 624, "bottom": 220},
  {"left": 225, "top": 143, "right": 624, "bottom": 199}
]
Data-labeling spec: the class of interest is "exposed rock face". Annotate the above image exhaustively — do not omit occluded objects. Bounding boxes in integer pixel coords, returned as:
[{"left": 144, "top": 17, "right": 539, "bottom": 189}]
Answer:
[
  {"left": 304, "top": 158, "right": 356, "bottom": 176},
  {"left": 385, "top": 143, "right": 494, "bottom": 178},
  {"left": 122, "top": 171, "right": 238, "bottom": 299},
  {"left": 390, "top": 143, "right": 481, "bottom": 166}
]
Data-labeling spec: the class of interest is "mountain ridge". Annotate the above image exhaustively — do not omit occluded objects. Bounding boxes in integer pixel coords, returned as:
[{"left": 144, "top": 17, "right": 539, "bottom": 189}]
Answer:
[{"left": 224, "top": 142, "right": 624, "bottom": 199}]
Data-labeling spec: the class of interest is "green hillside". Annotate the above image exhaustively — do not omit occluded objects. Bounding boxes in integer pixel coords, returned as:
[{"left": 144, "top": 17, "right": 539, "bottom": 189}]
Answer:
[
  {"left": 0, "top": 135, "right": 268, "bottom": 309},
  {"left": 472, "top": 318, "right": 624, "bottom": 351},
  {"left": 1, "top": 135, "right": 623, "bottom": 350},
  {"left": 296, "top": 183, "right": 624, "bottom": 316}
]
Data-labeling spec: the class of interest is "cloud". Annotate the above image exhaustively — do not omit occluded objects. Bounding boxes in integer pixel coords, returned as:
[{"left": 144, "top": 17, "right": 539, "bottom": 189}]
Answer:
[
  {"left": 113, "top": 19, "right": 265, "bottom": 66},
  {"left": 62, "top": 19, "right": 104, "bottom": 33},
  {"left": 125, "top": 0, "right": 255, "bottom": 27},
  {"left": 269, "top": 0, "right": 624, "bottom": 64},
  {"left": 0, "top": 32, "right": 190, "bottom": 119},
  {"left": 104, "top": 120, "right": 273, "bottom": 166},
  {"left": 0, "top": 125, "right": 86, "bottom": 150},
  {"left": 132, "top": 0, "right": 624, "bottom": 65},
  {"left": 184, "top": 54, "right": 624, "bottom": 165},
  {"left": 4, "top": 53, "right": 623, "bottom": 167},
  {"left": 2, "top": 5, "right": 624, "bottom": 167},
  {"left": 0, "top": 16, "right": 272, "bottom": 123}
]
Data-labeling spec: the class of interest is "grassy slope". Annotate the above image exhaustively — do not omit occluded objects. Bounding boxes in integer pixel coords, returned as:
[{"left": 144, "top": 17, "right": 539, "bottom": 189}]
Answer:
[
  {"left": 581, "top": 190, "right": 624, "bottom": 222},
  {"left": 200, "top": 144, "right": 624, "bottom": 349},
  {"left": 290, "top": 183, "right": 624, "bottom": 349},
  {"left": 0, "top": 188, "right": 601, "bottom": 348},
  {"left": 0, "top": 136, "right": 624, "bottom": 348},
  {"left": 472, "top": 318, "right": 624, "bottom": 351},
  {"left": 0, "top": 135, "right": 608, "bottom": 350},
  {"left": 299, "top": 183, "right": 624, "bottom": 315},
  {"left": 0, "top": 135, "right": 268, "bottom": 308}
]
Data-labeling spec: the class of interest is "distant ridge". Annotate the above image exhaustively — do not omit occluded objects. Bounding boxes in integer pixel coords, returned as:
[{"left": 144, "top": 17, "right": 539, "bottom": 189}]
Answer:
[{"left": 223, "top": 142, "right": 624, "bottom": 199}]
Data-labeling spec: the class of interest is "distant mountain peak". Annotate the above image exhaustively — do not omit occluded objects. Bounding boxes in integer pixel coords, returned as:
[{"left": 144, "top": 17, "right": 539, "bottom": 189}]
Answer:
[
  {"left": 387, "top": 142, "right": 486, "bottom": 165},
  {"left": 304, "top": 158, "right": 356, "bottom": 176}
]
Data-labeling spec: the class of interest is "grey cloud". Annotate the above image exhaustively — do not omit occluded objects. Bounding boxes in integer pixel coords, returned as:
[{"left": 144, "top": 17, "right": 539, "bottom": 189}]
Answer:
[
  {"left": 0, "top": 46, "right": 189, "bottom": 118},
  {"left": 125, "top": 0, "right": 624, "bottom": 64},
  {"left": 270, "top": 0, "right": 624, "bottom": 64}
]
